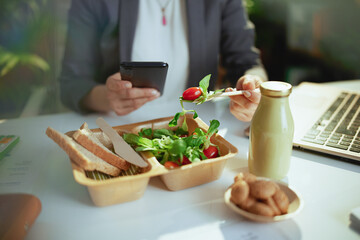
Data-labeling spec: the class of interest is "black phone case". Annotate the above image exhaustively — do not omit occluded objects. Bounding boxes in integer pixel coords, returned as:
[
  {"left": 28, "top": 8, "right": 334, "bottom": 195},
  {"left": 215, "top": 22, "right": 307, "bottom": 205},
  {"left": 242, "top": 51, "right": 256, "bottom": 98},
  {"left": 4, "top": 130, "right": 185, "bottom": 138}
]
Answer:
[{"left": 120, "top": 62, "right": 168, "bottom": 95}]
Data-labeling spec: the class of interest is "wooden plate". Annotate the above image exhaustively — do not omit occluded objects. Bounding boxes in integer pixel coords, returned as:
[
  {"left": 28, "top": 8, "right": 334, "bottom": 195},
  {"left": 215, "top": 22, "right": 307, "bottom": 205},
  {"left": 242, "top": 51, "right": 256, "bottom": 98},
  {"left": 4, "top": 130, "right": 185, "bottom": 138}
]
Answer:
[{"left": 224, "top": 181, "right": 303, "bottom": 222}]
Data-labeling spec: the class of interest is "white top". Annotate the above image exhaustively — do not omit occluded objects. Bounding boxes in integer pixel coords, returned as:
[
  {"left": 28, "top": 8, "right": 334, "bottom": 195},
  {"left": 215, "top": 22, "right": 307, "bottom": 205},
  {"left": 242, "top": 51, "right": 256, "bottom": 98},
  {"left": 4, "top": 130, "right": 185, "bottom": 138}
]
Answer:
[{"left": 131, "top": 0, "right": 189, "bottom": 101}]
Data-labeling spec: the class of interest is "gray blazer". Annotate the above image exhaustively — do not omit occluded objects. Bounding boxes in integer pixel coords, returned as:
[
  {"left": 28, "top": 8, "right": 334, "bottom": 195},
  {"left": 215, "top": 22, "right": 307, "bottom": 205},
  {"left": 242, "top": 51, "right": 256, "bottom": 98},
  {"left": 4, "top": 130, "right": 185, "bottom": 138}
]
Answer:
[{"left": 60, "top": 0, "right": 262, "bottom": 112}]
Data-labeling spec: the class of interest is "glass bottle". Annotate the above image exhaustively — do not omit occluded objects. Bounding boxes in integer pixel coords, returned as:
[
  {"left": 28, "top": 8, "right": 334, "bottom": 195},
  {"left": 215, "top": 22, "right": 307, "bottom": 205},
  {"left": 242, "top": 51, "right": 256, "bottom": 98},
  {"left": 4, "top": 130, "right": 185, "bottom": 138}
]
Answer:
[{"left": 248, "top": 81, "right": 294, "bottom": 180}]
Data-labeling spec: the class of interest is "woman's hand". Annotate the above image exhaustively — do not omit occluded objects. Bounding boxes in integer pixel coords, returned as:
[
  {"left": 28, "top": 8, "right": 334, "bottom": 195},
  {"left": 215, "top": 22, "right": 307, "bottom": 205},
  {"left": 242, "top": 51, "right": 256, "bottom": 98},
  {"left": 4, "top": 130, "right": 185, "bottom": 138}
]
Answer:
[
  {"left": 227, "top": 75, "right": 264, "bottom": 122},
  {"left": 106, "top": 72, "right": 160, "bottom": 115},
  {"left": 82, "top": 72, "right": 160, "bottom": 115}
]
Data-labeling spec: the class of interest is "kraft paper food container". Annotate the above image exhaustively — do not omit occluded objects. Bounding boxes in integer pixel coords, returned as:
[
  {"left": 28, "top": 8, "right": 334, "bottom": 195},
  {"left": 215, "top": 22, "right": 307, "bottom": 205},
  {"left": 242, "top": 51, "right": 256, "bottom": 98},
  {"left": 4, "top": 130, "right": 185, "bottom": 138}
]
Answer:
[
  {"left": 66, "top": 127, "right": 166, "bottom": 207},
  {"left": 70, "top": 162, "right": 153, "bottom": 207},
  {"left": 65, "top": 115, "right": 238, "bottom": 206},
  {"left": 130, "top": 115, "right": 239, "bottom": 191}
]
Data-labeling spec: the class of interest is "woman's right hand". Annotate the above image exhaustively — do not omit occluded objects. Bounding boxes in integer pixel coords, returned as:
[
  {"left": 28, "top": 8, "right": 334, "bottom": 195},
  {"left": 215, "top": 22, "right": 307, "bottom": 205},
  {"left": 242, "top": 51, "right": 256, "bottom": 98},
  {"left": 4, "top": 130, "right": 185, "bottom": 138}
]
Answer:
[
  {"left": 82, "top": 72, "right": 160, "bottom": 115},
  {"left": 105, "top": 72, "right": 160, "bottom": 115}
]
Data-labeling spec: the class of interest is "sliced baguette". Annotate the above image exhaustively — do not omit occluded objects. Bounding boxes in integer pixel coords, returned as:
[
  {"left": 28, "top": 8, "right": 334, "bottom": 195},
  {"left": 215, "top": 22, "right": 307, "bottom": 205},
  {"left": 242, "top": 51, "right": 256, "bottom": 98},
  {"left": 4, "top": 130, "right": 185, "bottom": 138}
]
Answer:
[
  {"left": 46, "top": 127, "right": 121, "bottom": 177},
  {"left": 73, "top": 123, "right": 130, "bottom": 170}
]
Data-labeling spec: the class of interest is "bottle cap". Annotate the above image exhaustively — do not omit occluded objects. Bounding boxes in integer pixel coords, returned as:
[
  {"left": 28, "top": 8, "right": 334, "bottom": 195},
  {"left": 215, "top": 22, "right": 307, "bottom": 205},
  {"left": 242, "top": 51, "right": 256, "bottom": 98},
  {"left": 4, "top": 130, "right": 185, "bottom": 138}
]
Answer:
[{"left": 260, "top": 81, "right": 292, "bottom": 97}]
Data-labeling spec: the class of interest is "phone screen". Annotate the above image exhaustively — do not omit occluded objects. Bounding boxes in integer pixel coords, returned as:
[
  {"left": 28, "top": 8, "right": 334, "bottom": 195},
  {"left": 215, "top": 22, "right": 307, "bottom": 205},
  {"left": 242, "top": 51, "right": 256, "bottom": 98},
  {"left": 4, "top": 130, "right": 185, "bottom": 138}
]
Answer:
[{"left": 120, "top": 61, "right": 168, "bottom": 95}]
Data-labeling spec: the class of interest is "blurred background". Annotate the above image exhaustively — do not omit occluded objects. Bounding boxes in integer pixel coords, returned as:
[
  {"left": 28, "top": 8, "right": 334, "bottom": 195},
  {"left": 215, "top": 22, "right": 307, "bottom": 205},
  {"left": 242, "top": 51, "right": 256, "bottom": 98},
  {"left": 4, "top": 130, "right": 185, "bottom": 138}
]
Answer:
[{"left": 0, "top": 0, "right": 359, "bottom": 119}]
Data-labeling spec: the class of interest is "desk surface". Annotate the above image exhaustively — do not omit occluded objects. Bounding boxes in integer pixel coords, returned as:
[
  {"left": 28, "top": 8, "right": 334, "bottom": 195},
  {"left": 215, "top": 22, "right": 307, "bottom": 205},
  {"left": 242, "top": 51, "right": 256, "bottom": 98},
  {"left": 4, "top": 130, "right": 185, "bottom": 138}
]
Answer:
[{"left": 1, "top": 81, "right": 360, "bottom": 240}]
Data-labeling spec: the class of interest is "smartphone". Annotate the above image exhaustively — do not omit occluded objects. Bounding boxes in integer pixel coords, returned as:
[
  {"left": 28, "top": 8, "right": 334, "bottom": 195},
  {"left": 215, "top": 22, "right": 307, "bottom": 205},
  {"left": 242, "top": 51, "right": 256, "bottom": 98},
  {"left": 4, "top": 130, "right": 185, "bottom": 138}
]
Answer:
[{"left": 120, "top": 61, "right": 168, "bottom": 95}]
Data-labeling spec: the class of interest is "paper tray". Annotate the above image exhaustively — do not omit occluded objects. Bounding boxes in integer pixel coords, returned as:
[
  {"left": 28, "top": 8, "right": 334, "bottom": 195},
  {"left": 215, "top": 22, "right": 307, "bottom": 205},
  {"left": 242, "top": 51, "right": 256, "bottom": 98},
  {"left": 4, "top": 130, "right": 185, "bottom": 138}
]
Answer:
[{"left": 67, "top": 115, "right": 238, "bottom": 206}]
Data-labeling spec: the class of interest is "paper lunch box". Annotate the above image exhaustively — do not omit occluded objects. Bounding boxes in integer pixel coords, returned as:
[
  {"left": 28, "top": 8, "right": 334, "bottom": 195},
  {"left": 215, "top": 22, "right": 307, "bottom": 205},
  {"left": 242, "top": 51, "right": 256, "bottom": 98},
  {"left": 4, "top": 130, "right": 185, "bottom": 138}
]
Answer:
[{"left": 67, "top": 115, "right": 238, "bottom": 207}]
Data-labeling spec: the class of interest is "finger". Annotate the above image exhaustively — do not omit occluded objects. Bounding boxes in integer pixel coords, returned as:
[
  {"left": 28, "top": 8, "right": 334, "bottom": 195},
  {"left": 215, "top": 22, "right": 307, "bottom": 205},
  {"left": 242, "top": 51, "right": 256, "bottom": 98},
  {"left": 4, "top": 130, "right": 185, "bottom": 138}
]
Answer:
[
  {"left": 112, "top": 105, "right": 138, "bottom": 116},
  {"left": 227, "top": 89, "right": 256, "bottom": 107},
  {"left": 229, "top": 101, "right": 255, "bottom": 122},
  {"left": 122, "top": 87, "right": 160, "bottom": 99},
  {"left": 242, "top": 75, "right": 262, "bottom": 90},
  {"left": 236, "top": 75, "right": 259, "bottom": 90},
  {"left": 230, "top": 96, "right": 258, "bottom": 112},
  {"left": 238, "top": 75, "right": 263, "bottom": 103},
  {"left": 225, "top": 87, "right": 237, "bottom": 92},
  {"left": 106, "top": 73, "right": 132, "bottom": 91},
  {"left": 106, "top": 79, "right": 132, "bottom": 91},
  {"left": 114, "top": 97, "right": 151, "bottom": 109},
  {"left": 242, "top": 90, "right": 261, "bottom": 104},
  {"left": 109, "top": 98, "right": 143, "bottom": 115},
  {"left": 111, "top": 96, "right": 156, "bottom": 115}
]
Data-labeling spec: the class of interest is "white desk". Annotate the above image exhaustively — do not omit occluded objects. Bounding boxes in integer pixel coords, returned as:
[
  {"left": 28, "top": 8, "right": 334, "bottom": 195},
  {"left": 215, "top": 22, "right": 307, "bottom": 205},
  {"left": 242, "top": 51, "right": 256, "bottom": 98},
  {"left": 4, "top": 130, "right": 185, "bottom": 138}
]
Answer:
[{"left": 1, "top": 81, "right": 360, "bottom": 240}]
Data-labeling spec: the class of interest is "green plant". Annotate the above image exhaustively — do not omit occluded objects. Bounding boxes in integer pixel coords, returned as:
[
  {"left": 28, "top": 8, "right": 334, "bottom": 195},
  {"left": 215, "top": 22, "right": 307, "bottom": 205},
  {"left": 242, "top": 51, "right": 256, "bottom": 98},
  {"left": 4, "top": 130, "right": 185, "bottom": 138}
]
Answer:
[
  {"left": 0, "top": 0, "right": 50, "bottom": 78},
  {"left": 244, "top": 0, "right": 256, "bottom": 14},
  {"left": 0, "top": 46, "right": 49, "bottom": 77}
]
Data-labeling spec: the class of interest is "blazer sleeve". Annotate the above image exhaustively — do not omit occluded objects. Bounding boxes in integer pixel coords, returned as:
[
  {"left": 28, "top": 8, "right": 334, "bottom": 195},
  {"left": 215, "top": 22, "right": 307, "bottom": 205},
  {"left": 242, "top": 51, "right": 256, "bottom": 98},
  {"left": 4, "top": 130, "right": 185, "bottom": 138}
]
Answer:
[
  {"left": 59, "top": 0, "right": 103, "bottom": 113},
  {"left": 220, "top": 0, "right": 265, "bottom": 84}
]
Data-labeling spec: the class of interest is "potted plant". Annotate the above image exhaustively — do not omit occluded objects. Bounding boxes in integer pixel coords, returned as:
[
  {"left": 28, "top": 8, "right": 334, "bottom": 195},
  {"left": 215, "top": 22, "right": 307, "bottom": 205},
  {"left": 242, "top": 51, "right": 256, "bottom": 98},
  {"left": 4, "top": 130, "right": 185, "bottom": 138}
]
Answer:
[{"left": 0, "top": 0, "right": 53, "bottom": 118}]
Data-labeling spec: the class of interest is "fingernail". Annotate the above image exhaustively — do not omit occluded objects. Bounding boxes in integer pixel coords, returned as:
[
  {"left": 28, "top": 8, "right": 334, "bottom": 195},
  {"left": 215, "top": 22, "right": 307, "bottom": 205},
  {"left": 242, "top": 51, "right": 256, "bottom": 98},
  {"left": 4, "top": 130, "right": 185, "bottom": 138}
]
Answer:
[
  {"left": 225, "top": 87, "right": 236, "bottom": 92},
  {"left": 124, "top": 82, "right": 132, "bottom": 88},
  {"left": 151, "top": 90, "right": 159, "bottom": 96},
  {"left": 244, "top": 91, "right": 251, "bottom": 98}
]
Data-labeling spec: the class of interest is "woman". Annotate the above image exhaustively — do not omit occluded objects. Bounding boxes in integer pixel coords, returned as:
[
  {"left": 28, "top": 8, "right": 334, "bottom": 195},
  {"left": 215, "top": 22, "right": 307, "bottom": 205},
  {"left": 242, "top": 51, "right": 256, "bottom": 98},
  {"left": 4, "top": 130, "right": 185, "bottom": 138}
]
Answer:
[{"left": 59, "top": 0, "right": 267, "bottom": 121}]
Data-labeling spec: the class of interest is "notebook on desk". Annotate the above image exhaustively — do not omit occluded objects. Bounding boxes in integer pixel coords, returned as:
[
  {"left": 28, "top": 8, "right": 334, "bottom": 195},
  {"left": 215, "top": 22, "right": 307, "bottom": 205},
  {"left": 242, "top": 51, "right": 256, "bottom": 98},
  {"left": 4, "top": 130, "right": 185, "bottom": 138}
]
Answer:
[{"left": 290, "top": 82, "right": 360, "bottom": 163}]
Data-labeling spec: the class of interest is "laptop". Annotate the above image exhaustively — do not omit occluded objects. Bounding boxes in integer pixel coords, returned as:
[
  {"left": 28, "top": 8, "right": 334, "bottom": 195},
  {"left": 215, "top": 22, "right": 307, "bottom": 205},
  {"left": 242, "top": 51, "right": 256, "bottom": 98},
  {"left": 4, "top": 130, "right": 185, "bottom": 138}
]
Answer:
[{"left": 290, "top": 81, "right": 360, "bottom": 162}]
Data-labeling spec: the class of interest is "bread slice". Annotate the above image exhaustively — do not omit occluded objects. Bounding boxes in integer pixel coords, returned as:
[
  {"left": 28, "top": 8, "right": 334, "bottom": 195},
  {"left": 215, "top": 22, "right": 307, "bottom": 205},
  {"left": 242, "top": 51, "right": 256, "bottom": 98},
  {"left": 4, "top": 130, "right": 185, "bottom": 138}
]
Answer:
[
  {"left": 46, "top": 127, "right": 121, "bottom": 177},
  {"left": 87, "top": 125, "right": 113, "bottom": 150},
  {"left": 72, "top": 123, "right": 130, "bottom": 170}
]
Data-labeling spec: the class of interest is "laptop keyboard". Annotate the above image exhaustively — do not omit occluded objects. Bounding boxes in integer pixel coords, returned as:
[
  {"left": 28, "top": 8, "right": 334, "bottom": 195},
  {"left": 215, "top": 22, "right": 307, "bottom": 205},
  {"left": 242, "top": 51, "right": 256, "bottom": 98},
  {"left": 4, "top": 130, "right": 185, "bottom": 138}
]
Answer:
[{"left": 302, "top": 92, "right": 360, "bottom": 153}]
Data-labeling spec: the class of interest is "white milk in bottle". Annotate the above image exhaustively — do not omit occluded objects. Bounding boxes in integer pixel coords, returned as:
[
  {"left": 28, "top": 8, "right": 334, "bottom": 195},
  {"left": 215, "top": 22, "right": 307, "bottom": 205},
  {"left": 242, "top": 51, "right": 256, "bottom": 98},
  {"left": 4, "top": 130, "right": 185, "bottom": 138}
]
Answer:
[{"left": 248, "top": 81, "right": 294, "bottom": 180}]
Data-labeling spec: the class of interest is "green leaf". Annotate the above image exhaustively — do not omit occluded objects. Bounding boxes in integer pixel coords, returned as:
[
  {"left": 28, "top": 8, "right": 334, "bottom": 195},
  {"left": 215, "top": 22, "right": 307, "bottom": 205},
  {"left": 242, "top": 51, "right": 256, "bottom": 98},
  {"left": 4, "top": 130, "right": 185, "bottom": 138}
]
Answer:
[
  {"left": 174, "top": 127, "right": 188, "bottom": 136},
  {"left": 199, "top": 151, "right": 208, "bottom": 160},
  {"left": 135, "top": 146, "right": 152, "bottom": 151},
  {"left": 139, "top": 128, "right": 153, "bottom": 138},
  {"left": 0, "top": 52, "right": 13, "bottom": 65},
  {"left": 199, "top": 74, "right": 211, "bottom": 94},
  {"left": 193, "top": 96, "right": 206, "bottom": 105},
  {"left": 123, "top": 133, "right": 153, "bottom": 149},
  {"left": 0, "top": 48, "right": 49, "bottom": 77},
  {"left": 153, "top": 129, "right": 174, "bottom": 139},
  {"left": 21, "top": 54, "right": 49, "bottom": 71},
  {"left": 193, "top": 128, "right": 206, "bottom": 137},
  {"left": 214, "top": 89, "right": 225, "bottom": 94},
  {"left": 181, "top": 116, "right": 188, "bottom": 131},
  {"left": 168, "top": 139, "right": 187, "bottom": 155},
  {"left": 0, "top": 57, "right": 19, "bottom": 77},
  {"left": 184, "top": 135, "right": 204, "bottom": 148},
  {"left": 122, "top": 133, "right": 141, "bottom": 145},
  {"left": 138, "top": 137, "right": 154, "bottom": 148},
  {"left": 201, "top": 119, "right": 220, "bottom": 149},
  {"left": 207, "top": 119, "right": 220, "bottom": 137},
  {"left": 185, "top": 146, "right": 202, "bottom": 163},
  {"left": 191, "top": 110, "right": 198, "bottom": 119},
  {"left": 169, "top": 112, "right": 182, "bottom": 127}
]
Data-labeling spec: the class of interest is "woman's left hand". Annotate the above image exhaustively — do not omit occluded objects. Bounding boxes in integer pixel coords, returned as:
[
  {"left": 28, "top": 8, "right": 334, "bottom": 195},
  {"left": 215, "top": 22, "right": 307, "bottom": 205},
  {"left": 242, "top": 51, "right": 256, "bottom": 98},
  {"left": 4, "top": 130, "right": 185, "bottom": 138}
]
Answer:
[{"left": 227, "top": 75, "right": 264, "bottom": 122}]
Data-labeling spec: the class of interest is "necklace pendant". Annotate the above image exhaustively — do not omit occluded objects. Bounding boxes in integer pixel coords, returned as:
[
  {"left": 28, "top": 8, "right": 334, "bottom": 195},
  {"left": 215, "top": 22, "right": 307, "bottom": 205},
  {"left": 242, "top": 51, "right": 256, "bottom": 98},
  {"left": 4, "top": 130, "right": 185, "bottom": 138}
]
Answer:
[
  {"left": 158, "top": 0, "right": 170, "bottom": 26},
  {"left": 161, "top": 8, "right": 166, "bottom": 26}
]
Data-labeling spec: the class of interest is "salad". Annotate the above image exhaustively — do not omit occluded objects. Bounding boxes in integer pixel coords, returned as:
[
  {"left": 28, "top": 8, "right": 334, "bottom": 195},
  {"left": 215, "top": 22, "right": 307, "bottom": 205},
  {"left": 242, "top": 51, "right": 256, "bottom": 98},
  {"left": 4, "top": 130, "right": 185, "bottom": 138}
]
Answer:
[
  {"left": 181, "top": 74, "right": 225, "bottom": 104},
  {"left": 123, "top": 74, "right": 223, "bottom": 169}
]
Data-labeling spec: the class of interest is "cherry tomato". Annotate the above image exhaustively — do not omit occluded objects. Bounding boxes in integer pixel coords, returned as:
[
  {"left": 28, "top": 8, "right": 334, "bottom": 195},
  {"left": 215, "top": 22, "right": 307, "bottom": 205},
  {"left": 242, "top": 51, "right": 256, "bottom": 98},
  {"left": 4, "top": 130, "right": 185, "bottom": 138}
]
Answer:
[
  {"left": 181, "top": 156, "right": 191, "bottom": 165},
  {"left": 203, "top": 146, "right": 219, "bottom": 158},
  {"left": 182, "top": 87, "right": 202, "bottom": 101},
  {"left": 164, "top": 161, "right": 179, "bottom": 169}
]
